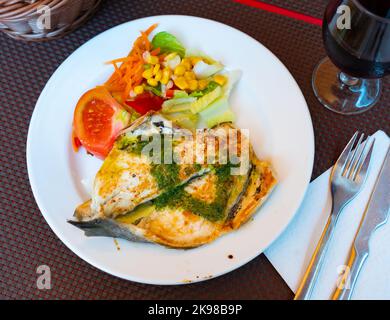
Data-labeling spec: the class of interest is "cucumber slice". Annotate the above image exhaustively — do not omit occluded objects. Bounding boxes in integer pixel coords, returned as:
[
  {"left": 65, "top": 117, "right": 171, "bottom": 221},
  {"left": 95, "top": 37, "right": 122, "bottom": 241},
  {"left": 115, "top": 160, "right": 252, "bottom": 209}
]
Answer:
[{"left": 190, "top": 86, "right": 222, "bottom": 114}]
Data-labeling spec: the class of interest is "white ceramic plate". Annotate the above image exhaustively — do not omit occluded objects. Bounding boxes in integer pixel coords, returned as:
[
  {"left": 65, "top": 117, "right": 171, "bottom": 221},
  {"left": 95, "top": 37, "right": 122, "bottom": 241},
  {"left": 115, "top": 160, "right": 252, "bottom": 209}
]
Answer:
[{"left": 27, "top": 15, "right": 314, "bottom": 285}]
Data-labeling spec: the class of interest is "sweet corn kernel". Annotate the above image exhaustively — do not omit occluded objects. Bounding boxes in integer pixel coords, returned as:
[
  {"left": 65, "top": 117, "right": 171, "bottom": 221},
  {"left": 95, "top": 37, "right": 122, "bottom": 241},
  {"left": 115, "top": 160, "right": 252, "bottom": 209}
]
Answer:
[
  {"left": 161, "top": 76, "right": 169, "bottom": 85},
  {"left": 174, "top": 77, "right": 189, "bottom": 90},
  {"left": 154, "top": 70, "right": 163, "bottom": 82},
  {"left": 184, "top": 71, "right": 196, "bottom": 80},
  {"left": 163, "top": 68, "right": 172, "bottom": 78},
  {"left": 134, "top": 85, "right": 144, "bottom": 95},
  {"left": 152, "top": 64, "right": 160, "bottom": 75},
  {"left": 147, "top": 55, "right": 159, "bottom": 65},
  {"left": 142, "top": 69, "right": 153, "bottom": 79},
  {"left": 181, "top": 58, "right": 192, "bottom": 70},
  {"left": 161, "top": 68, "right": 171, "bottom": 85},
  {"left": 190, "top": 57, "right": 202, "bottom": 66},
  {"left": 174, "top": 65, "right": 186, "bottom": 76},
  {"left": 198, "top": 79, "right": 208, "bottom": 90},
  {"left": 188, "top": 80, "right": 198, "bottom": 91},
  {"left": 214, "top": 75, "right": 227, "bottom": 86},
  {"left": 147, "top": 78, "right": 158, "bottom": 87}
]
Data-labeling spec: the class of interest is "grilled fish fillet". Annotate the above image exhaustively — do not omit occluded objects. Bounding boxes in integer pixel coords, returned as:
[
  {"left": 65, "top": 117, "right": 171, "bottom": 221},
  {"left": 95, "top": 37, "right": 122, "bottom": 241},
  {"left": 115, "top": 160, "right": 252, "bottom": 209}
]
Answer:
[{"left": 70, "top": 113, "right": 277, "bottom": 248}]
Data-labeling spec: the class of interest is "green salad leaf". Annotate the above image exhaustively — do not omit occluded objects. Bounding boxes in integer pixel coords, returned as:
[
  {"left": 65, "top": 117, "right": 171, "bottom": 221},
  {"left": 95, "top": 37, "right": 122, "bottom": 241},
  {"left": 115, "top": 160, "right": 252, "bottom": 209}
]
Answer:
[
  {"left": 173, "top": 90, "right": 189, "bottom": 99},
  {"left": 152, "top": 32, "right": 186, "bottom": 58},
  {"left": 190, "top": 86, "right": 222, "bottom": 114},
  {"left": 199, "top": 97, "right": 235, "bottom": 128},
  {"left": 144, "top": 84, "right": 163, "bottom": 96},
  {"left": 162, "top": 97, "right": 196, "bottom": 111}
]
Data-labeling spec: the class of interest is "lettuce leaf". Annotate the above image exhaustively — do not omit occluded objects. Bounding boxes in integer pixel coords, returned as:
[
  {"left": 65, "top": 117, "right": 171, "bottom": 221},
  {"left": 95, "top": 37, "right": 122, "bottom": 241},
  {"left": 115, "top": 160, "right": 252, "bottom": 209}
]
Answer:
[
  {"left": 163, "top": 111, "right": 199, "bottom": 129},
  {"left": 190, "top": 81, "right": 219, "bottom": 98},
  {"left": 144, "top": 84, "right": 163, "bottom": 97},
  {"left": 152, "top": 32, "right": 186, "bottom": 58},
  {"left": 199, "top": 97, "right": 235, "bottom": 128},
  {"left": 173, "top": 90, "right": 189, "bottom": 99},
  {"left": 190, "top": 86, "right": 222, "bottom": 114},
  {"left": 193, "top": 60, "right": 224, "bottom": 79},
  {"left": 222, "top": 70, "right": 242, "bottom": 97},
  {"left": 162, "top": 97, "right": 197, "bottom": 110},
  {"left": 185, "top": 48, "right": 217, "bottom": 64}
]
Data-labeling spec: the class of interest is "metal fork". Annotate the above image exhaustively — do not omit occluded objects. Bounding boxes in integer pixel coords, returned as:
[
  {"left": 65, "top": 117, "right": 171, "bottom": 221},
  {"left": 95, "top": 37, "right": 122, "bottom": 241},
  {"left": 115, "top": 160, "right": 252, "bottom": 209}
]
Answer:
[{"left": 294, "top": 132, "right": 375, "bottom": 300}]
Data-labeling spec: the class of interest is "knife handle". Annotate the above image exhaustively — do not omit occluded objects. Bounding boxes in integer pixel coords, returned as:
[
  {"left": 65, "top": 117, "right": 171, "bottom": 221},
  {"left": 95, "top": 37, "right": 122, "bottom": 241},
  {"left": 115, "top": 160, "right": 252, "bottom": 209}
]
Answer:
[{"left": 331, "top": 246, "right": 369, "bottom": 300}]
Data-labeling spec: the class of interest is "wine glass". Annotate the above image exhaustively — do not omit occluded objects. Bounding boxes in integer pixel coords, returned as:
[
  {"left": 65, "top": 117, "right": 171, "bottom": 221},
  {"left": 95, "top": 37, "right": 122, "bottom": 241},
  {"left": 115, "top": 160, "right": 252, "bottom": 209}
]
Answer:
[{"left": 313, "top": 0, "right": 390, "bottom": 115}]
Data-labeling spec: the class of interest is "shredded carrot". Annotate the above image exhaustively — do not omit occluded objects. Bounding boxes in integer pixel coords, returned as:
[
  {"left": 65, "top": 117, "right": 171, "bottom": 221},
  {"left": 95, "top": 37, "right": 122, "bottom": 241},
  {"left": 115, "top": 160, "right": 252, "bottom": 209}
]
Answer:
[
  {"left": 112, "top": 63, "right": 121, "bottom": 76},
  {"left": 104, "top": 23, "right": 159, "bottom": 100},
  {"left": 141, "top": 32, "right": 151, "bottom": 51},
  {"left": 124, "top": 78, "right": 133, "bottom": 101},
  {"left": 106, "top": 56, "right": 135, "bottom": 65},
  {"left": 144, "top": 23, "right": 158, "bottom": 36}
]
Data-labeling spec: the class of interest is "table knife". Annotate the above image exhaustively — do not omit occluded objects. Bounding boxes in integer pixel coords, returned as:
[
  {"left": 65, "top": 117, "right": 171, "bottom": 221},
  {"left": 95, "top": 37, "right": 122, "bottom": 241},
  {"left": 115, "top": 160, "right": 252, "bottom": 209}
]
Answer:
[{"left": 332, "top": 147, "right": 390, "bottom": 300}]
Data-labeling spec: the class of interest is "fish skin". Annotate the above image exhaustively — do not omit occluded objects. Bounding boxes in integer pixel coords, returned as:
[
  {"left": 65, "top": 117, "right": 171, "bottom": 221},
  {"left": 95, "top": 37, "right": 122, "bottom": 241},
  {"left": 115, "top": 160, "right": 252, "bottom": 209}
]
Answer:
[{"left": 68, "top": 219, "right": 149, "bottom": 243}]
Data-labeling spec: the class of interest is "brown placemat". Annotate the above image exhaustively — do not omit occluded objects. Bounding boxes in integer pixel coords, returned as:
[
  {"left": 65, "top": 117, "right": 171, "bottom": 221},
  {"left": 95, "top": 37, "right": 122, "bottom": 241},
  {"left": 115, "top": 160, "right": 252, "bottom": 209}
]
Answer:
[
  {"left": 265, "top": 0, "right": 328, "bottom": 18},
  {"left": 0, "top": 0, "right": 389, "bottom": 300}
]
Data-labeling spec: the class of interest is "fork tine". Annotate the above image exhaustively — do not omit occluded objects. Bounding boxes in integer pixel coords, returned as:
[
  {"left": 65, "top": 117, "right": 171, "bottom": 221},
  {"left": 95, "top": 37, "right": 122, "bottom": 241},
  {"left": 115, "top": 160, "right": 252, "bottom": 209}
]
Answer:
[
  {"left": 338, "top": 132, "right": 359, "bottom": 176},
  {"left": 334, "top": 132, "right": 358, "bottom": 176},
  {"left": 345, "top": 134, "right": 365, "bottom": 179},
  {"left": 347, "top": 137, "right": 367, "bottom": 180},
  {"left": 343, "top": 133, "right": 364, "bottom": 177},
  {"left": 353, "top": 137, "right": 375, "bottom": 182}
]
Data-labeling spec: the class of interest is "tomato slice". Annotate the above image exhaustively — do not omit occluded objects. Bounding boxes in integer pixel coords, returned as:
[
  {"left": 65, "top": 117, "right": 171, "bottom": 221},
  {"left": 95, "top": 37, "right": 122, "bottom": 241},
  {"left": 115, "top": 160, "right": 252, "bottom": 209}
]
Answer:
[
  {"left": 125, "top": 92, "right": 164, "bottom": 115},
  {"left": 71, "top": 128, "right": 82, "bottom": 152},
  {"left": 73, "top": 87, "right": 130, "bottom": 159}
]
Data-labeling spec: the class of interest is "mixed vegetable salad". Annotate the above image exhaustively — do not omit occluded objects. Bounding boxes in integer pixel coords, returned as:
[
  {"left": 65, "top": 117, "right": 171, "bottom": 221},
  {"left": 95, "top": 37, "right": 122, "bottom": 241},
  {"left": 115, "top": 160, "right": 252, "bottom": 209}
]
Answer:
[{"left": 72, "top": 24, "right": 241, "bottom": 159}]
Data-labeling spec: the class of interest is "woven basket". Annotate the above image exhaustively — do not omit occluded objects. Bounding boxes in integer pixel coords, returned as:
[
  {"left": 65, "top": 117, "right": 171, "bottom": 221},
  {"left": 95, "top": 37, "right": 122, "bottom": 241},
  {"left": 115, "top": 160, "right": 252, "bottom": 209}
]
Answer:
[{"left": 0, "top": 0, "right": 101, "bottom": 41}]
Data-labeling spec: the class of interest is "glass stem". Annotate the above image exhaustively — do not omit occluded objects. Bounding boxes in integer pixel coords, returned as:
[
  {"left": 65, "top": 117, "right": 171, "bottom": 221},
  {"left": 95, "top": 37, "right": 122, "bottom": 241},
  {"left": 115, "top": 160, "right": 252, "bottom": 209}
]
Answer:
[{"left": 339, "top": 72, "right": 360, "bottom": 87}]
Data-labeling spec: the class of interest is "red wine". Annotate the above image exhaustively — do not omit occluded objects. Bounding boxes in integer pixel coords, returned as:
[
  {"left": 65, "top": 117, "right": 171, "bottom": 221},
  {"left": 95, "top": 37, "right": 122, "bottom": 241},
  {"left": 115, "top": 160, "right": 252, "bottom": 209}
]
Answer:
[
  {"left": 358, "top": 0, "right": 390, "bottom": 18},
  {"left": 323, "top": 0, "right": 390, "bottom": 79}
]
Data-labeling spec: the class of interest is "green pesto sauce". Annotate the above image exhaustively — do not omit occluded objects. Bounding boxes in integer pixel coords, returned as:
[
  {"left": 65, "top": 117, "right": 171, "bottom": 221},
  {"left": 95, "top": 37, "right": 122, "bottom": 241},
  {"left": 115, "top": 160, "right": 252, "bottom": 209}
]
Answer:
[
  {"left": 151, "top": 163, "right": 180, "bottom": 190},
  {"left": 153, "top": 163, "right": 236, "bottom": 222},
  {"left": 118, "top": 133, "right": 238, "bottom": 222},
  {"left": 183, "top": 163, "right": 202, "bottom": 177}
]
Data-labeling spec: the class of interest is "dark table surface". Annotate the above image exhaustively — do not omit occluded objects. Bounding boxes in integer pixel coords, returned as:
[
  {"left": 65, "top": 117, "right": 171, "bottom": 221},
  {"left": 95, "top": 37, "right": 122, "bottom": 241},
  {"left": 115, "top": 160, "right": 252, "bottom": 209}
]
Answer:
[{"left": 0, "top": 0, "right": 389, "bottom": 299}]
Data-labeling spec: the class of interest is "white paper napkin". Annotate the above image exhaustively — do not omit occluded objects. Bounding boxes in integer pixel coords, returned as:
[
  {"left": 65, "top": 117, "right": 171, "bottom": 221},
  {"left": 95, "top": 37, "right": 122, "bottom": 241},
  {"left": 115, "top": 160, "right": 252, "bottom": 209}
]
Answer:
[{"left": 265, "top": 130, "right": 390, "bottom": 300}]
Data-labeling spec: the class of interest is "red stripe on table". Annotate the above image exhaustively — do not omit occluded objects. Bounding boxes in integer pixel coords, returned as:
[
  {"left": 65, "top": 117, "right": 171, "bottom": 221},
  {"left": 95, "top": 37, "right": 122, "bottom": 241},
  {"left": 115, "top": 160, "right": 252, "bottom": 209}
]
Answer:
[{"left": 234, "top": 0, "right": 323, "bottom": 26}]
